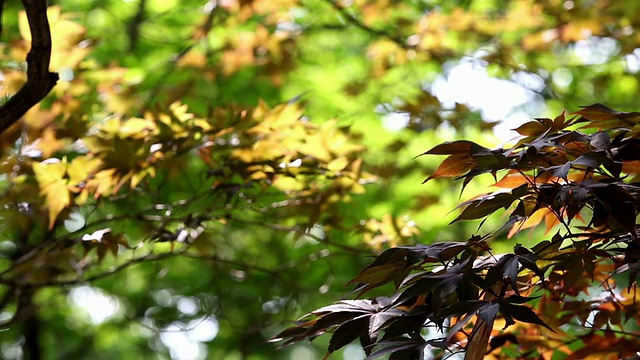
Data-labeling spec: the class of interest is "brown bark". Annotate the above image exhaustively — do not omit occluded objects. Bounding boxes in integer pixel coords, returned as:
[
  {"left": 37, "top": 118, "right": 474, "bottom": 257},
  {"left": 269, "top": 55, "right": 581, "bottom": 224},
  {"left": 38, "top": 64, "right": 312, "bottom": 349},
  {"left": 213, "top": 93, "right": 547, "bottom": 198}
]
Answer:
[{"left": 0, "top": 0, "right": 58, "bottom": 134}]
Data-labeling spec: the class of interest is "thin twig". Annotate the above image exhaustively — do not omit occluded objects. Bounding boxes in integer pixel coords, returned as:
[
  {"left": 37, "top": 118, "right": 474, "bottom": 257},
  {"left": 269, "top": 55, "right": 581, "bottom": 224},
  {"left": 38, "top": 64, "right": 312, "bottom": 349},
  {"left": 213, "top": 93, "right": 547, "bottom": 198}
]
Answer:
[
  {"left": 21, "top": 251, "right": 183, "bottom": 287},
  {"left": 321, "top": 0, "right": 409, "bottom": 48},
  {"left": 142, "top": 4, "right": 218, "bottom": 111}
]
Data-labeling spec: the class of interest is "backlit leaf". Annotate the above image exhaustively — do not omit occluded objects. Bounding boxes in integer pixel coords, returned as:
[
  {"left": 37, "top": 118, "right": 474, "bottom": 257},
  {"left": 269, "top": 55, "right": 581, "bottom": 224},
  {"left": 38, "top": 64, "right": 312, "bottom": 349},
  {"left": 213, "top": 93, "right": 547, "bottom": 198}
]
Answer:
[
  {"left": 419, "top": 140, "right": 479, "bottom": 156},
  {"left": 33, "top": 161, "right": 71, "bottom": 229},
  {"left": 423, "top": 153, "right": 472, "bottom": 183},
  {"left": 573, "top": 103, "right": 640, "bottom": 123}
]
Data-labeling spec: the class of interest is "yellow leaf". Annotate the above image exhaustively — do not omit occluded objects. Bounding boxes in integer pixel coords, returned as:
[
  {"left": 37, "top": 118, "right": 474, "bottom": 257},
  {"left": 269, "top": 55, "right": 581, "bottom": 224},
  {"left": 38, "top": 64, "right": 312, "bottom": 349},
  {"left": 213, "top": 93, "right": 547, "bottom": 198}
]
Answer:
[
  {"left": 250, "top": 171, "right": 268, "bottom": 180},
  {"left": 76, "top": 189, "right": 89, "bottom": 205},
  {"left": 327, "top": 157, "right": 349, "bottom": 172},
  {"left": 253, "top": 99, "right": 271, "bottom": 119},
  {"left": 252, "top": 140, "right": 288, "bottom": 160},
  {"left": 350, "top": 182, "right": 366, "bottom": 194},
  {"left": 91, "top": 168, "right": 117, "bottom": 196},
  {"left": 36, "top": 129, "right": 67, "bottom": 158},
  {"left": 193, "top": 118, "right": 213, "bottom": 132},
  {"left": 100, "top": 118, "right": 124, "bottom": 135},
  {"left": 83, "top": 136, "right": 112, "bottom": 153},
  {"left": 299, "top": 135, "right": 331, "bottom": 162},
  {"left": 169, "top": 102, "right": 195, "bottom": 122},
  {"left": 33, "top": 160, "right": 71, "bottom": 229},
  {"left": 42, "top": 179, "right": 71, "bottom": 229},
  {"left": 272, "top": 176, "right": 303, "bottom": 191},
  {"left": 67, "top": 157, "right": 101, "bottom": 185},
  {"left": 130, "top": 168, "right": 155, "bottom": 188},
  {"left": 12, "top": 175, "right": 28, "bottom": 184},
  {"left": 177, "top": 50, "right": 207, "bottom": 68},
  {"left": 119, "top": 118, "right": 157, "bottom": 138},
  {"left": 33, "top": 160, "right": 66, "bottom": 185},
  {"left": 115, "top": 172, "right": 133, "bottom": 192}
]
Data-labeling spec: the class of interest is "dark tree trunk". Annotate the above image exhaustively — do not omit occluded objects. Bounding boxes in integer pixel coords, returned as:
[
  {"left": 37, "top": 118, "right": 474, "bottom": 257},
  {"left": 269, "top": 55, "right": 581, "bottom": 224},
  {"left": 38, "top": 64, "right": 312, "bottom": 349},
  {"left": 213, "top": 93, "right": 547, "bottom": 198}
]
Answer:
[{"left": 21, "top": 289, "right": 41, "bottom": 360}]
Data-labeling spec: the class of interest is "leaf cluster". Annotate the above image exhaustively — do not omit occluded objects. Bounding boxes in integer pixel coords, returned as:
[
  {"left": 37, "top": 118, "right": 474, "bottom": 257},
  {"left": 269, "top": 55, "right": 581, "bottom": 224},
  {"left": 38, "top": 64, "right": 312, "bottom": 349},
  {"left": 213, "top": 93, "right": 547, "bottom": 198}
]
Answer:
[{"left": 274, "top": 105, "right": 640, "bottom": 359}]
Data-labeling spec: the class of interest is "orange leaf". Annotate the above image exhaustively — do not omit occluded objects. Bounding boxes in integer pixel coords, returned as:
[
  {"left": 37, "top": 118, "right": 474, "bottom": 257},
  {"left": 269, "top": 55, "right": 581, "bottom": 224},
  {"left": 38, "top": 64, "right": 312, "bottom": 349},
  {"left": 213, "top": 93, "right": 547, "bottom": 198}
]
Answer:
[
  {"left": 572, "top": 103, "right": 638, "bottom": 122},
  {"left": 622, "top": 160, "right": 640, "bottom": 174},
  {"left": 424, "top": 153, "right": 473, "bottom": 183},
  {"left": 513, "top": 121, "right": 547, "bottom": 136},
  {"left": 508, "top": 208, "right": 551, "bottom": 238},
  {"left": 494, "top": 170, "right": 531, "bottom": 188}
]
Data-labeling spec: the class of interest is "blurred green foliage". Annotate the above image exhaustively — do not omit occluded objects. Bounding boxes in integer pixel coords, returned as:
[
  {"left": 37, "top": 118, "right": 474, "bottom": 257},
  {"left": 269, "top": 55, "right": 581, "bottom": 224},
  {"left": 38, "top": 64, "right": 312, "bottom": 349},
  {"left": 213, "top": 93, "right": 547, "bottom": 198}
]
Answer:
[{"left": 0, "top": 0, "right": 639, "bottom": 359}]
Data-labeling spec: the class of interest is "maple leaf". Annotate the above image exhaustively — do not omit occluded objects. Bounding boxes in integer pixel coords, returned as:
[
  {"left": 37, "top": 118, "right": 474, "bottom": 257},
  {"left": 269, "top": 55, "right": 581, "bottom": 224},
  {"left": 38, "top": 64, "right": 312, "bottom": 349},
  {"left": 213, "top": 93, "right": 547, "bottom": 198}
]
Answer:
[{"left": 33, "top": 160, "right": 70, "bottom": 229}]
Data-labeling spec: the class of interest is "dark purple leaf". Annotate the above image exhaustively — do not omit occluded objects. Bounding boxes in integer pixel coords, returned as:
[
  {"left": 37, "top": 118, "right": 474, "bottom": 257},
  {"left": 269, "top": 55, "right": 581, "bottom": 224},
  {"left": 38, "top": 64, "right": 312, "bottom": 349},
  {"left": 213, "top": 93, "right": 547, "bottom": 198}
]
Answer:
[
  {"left": 590, "top": 132, "right": 611, "bottom": 150},
  {"left": 328, "top": 316, "right": 370, "bottom": 353},
  {"left": 516, "top": 253, "right": 546, "bottom": 286},
  {"left": 452, "top": 192, "right": 517, "bottom": 223},
  {"left": 500, "top": 303, "right": 554, "bottom": 332},
  {"left": 572, "top": 152, "right": 611, "bottom": 168},
  {"left": 269, "top": 325, "right": 313, "bottom": 343},
  {"left": 488, "top": 333, "right": 518, "bottom": 352},
  {"left": 367, "top": 338, "right": 426, "bottom": 360},
  {"left": 504, "top": 295, "right": 541, "bottom": 304},
  {"left": 379, "top": 309, "right": 431, "bottom": 341},
  {"left": 398, "top": 242, "right": 467, "bottom": 263},
  {"left": 478, "top": 303, "right": 499, "bottom": 325},
  {"left": 312, "top": 300, "right": 377, "bottom": 315}
]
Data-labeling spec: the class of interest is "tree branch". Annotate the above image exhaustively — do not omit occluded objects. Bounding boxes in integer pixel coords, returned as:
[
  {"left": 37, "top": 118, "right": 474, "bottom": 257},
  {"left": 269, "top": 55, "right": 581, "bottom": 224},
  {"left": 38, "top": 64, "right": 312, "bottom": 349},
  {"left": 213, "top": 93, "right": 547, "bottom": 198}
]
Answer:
[
  {"left": 0, "top": 0, "right": 5, "bottom": 38},
  {"left": 127, "top": 0, "right": 147, "bottom": 52},
  {"left": 321, "top": 0, "right": 409, "bottom": 48},
  {"left": 28, "top": 251, "right": 182, "bottom": 287},
  {"left": 0, "top": 0, "right": 58, "bottom": 134},
  {"left": 21, "top": 288, "right": 41, "bottom": 360}
]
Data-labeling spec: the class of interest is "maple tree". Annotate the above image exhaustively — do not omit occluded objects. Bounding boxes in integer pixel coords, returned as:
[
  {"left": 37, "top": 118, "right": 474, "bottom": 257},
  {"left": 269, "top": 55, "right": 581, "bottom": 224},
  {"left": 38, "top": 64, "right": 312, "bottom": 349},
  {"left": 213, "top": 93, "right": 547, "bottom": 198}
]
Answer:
[
  {"left": 273, "top": 105, "right": 640, "bottom": 359},
  {"left": 1, "top": 0, "right": 640, "bottom": 359}
]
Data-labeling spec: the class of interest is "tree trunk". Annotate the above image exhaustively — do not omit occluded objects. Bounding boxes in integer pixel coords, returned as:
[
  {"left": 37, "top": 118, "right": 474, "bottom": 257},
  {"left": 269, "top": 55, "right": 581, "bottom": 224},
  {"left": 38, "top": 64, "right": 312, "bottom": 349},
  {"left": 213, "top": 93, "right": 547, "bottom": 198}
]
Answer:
[{"left": 21, "top": 289, "right": 41, "bottom": 360}]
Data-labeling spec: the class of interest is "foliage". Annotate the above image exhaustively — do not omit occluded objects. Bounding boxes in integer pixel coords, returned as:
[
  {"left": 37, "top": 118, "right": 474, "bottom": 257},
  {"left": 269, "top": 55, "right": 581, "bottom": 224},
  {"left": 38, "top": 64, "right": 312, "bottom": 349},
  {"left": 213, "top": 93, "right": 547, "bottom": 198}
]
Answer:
[
  {"left": 274, "top": 105, "right": 640, "bottom": 359},
  {"left": 1, "top": 0, "right": 640, "bottom": 359}
]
